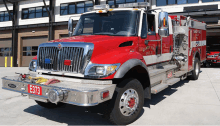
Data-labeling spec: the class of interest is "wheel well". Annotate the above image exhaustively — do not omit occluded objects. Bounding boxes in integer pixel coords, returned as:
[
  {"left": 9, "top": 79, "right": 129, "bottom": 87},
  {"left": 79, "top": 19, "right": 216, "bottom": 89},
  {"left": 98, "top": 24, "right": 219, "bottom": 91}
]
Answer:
[
  {"left": 113, "top": 65, "right": 150, "bottom": 90},
  {"left": 195, "top": 52, "right": 200, "bottom": 61}
]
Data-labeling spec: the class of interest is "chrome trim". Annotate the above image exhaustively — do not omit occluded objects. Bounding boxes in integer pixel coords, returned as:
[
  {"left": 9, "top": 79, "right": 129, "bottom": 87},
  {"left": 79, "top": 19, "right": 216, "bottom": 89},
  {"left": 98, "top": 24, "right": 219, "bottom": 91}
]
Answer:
[
  {"left": 37, "top": 42, "right": 94, "bottom": 75},
  {"left": 29, "top": 60, "right": 37, "bottom": 72},
  {"left": 84, "top": 62, "right": 120, "bottom": 78},
  {"left": 2, "top": 75, "right": 116, "bottom": 106}
]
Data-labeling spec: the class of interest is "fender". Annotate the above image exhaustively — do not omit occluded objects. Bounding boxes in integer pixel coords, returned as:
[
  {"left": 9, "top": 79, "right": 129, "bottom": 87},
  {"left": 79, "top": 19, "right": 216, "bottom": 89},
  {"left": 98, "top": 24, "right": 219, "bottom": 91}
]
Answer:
[
  {"left": 114, "top": 59, "right": 151, "bottom": 99},
  {"left": 114, "top": 59, "right": 149, "bottom": 79}
]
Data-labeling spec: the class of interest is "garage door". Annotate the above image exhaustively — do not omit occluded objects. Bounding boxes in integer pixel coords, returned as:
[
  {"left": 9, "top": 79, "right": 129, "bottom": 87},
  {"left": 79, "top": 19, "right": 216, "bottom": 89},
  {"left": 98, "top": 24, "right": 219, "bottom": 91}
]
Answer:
[
  {"left": 22, "top": 36, "right": 48, "bottom": 67},
  {"left": 0, "top": 39, "right": 12, "bottom": 67}
]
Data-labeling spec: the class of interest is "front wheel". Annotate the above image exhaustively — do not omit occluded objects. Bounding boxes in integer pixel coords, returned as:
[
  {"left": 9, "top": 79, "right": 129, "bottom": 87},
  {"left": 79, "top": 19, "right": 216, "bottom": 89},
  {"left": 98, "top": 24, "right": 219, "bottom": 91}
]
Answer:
[
  {"left": 107, "top": 78, "right": 144, "bottom": 125},
  {"left": 188, "top": 57, "right": 200, "bottom": 80}
]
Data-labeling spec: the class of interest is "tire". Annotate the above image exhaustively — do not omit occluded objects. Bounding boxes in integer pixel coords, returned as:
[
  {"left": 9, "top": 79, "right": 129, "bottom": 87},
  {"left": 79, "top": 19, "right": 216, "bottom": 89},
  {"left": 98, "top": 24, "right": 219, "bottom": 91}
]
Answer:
[
  {"left": 106, "top": 78, "right": 144, "bottom": 125},
  {"left": 35, "top": 100, "right": 65, "bottom": 109},
  {"left": 188, "top": 58, "right": 200, "bottom": 80}
]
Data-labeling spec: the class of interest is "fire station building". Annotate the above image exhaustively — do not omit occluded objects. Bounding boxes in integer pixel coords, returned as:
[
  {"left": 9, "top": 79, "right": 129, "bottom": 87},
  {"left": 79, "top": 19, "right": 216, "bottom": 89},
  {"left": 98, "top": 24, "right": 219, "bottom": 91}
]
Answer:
[{"left": 0, "top": 0, "right": 219, "bottom": 67}]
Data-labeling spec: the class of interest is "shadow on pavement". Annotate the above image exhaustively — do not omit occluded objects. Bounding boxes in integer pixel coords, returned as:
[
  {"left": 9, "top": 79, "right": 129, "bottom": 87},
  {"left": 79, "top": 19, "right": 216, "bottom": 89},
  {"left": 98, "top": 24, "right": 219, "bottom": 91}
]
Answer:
[
  {"left": 144, "top": 79, "right": 189, "bottom": 108},
  {"left": 24, "top": 103, "right": 112, "bottom": 125},
  {"left": 24, "top": 79, "right": 190, "bottom": 125}
]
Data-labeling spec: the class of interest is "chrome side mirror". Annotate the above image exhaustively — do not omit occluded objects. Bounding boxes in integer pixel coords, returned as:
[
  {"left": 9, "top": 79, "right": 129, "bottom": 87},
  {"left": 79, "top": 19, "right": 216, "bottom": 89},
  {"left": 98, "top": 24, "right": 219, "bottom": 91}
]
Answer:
[
  {"left": 158, "top": 11, "right": 169, "bottom": 37},
  {"left": 68, "top": 19, "right": 73, "bottom": 37},
  {"left": 158, "top": 28, "right": 169, "bottom": 37}
]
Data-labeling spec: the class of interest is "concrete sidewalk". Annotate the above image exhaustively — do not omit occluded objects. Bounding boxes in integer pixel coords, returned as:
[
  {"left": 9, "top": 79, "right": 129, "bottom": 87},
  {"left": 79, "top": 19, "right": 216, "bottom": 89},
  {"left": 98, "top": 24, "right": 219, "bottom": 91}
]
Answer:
[{"left": 0, "top": 67, "right": 220, "bottom": 125}]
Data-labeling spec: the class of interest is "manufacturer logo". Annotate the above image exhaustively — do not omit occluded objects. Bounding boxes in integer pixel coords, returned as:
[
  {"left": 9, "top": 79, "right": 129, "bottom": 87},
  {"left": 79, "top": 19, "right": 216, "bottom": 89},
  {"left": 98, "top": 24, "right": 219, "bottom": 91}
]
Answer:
[
  {"left": 8, "top": 84, "right": 16, "bottom": 88},
  {"left": 58, "top": 43, "right": 62, "bottom": 50}
]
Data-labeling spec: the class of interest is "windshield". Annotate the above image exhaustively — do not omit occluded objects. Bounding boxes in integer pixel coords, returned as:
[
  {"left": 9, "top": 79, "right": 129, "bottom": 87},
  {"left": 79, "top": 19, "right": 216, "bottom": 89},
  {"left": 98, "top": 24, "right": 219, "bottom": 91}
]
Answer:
[{"left": 73, "top": 11, "right": 140, "bottom": 36}]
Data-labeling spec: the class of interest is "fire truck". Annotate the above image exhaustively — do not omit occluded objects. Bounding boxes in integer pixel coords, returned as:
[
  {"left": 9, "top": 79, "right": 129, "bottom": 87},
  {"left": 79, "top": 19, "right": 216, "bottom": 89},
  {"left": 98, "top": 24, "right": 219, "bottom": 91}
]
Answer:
[
  {"left": 1, "top": 2, "right": 206, "bottom": 125},
  {"left": 205, "top": 36, "right": 220, "bottom": 66}
]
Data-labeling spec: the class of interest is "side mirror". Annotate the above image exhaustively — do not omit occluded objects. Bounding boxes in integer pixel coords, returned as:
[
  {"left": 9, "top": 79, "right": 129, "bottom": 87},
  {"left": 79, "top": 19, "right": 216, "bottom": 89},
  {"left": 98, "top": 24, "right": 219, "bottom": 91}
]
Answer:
[
  {"left": 68, "top": 19, "right": 74, "bottom": 37},
  {"left": 158, "top": 11, "right": 169, "bottom": 37}
]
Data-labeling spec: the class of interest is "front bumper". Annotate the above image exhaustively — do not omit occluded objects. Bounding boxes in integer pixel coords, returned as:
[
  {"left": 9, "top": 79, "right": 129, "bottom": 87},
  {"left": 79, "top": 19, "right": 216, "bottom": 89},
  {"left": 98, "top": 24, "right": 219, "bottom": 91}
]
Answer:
[{"left": 2, "top": 75, "right": 116, "bottom": 106}]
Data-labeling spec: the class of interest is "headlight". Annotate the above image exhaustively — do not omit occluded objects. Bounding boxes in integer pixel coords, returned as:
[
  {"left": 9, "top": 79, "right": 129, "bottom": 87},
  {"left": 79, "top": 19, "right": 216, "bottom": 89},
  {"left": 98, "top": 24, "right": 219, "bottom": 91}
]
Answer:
[
  {"left": 214, "top": 54, "right": 219, "bottom": 57},
  {"left": 29, "top": 60, "right": 37, "bottom": 72},
  {"left": 85, "top": 62, "right": 120, "bottom": 78}
]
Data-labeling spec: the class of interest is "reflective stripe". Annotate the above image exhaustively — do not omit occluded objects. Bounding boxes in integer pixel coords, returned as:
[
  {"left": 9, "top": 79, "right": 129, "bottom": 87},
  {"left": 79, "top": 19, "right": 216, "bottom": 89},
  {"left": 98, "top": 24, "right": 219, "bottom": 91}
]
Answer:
[{"left": 191, "top": 40, "right": 206, "bottom": 48}]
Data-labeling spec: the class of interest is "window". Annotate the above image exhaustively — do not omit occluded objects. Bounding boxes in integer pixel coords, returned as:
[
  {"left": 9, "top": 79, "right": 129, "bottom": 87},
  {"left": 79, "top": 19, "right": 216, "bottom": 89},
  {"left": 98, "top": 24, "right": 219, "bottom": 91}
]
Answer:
[
  {"left": 77, "top": 3, "right": 85, "bottom": 14},
  {"left": 108, "top": 0, "right": 146, "bottom": 7},
  {"left": 156, "top": 0, "right": 199, "bottom": 6},
  {"left": 23, "top": 46, "right": 38, "bottom": 56},
  {"left": 0, "top": 11, "right": 13, "bottom": 22},
  {"left": 141, "top": 13, "right": 147, "bottom": 38},
  {"left": 22, "top": 6, "right": 49, "bottom": 19},
  {"left": 156, "top": 0, "right": 167, "bottom": 6},
  {"left": 147, "top": 14, "right": 155, "bottom": 35},
  {"left": 0, "top": 47, "right": 12, "bottom": 57},
  {"left": 60, "top": 1, "right": 93, "bottom": 16},
  {"left": 202, "top": 0, "right": 220, "bottom": 2}
]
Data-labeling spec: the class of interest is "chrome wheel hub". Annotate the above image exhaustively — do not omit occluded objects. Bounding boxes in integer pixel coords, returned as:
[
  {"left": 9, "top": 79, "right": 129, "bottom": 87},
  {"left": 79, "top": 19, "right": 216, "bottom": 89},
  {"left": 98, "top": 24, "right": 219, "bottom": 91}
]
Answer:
[
  {"left": 119, "top": 89, "right": 139, "bottom": 116},
  {"left": 195, "top": 62, "right": 199, "bottom": 76}
]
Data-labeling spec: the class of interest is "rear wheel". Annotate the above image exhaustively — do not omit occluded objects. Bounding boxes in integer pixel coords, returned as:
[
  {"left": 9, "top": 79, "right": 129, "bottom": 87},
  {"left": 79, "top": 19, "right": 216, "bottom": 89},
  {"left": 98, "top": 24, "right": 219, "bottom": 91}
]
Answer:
[
  {"left": 188, "top": 58, "right": 200, "bottom": 80},
  {"left": 35, "top": 100, "right": 65, "bottom": 109},
  {"left": 106, "top": 78, "right": 144, "bottom": 125}
]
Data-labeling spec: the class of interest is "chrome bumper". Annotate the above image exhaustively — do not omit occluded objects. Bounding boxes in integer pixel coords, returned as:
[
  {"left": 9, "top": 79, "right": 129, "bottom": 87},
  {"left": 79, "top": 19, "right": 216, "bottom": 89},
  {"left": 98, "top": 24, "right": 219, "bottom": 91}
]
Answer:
[{"left": 2, "top": 75, "right": 116, "bottom": 106}]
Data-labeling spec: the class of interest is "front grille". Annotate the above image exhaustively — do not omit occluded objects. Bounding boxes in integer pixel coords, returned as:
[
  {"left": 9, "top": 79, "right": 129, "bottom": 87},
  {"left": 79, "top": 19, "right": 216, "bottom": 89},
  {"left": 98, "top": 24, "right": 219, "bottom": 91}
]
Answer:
[{"left": 37, "top": 47, "right": 84, "bottom": 73}]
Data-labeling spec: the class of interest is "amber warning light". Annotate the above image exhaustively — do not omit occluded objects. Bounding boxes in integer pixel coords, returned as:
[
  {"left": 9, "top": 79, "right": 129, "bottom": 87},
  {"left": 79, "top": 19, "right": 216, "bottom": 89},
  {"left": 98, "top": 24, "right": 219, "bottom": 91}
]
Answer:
[{"left": 163, "top": 17, "right": 166, "bottom": 27}]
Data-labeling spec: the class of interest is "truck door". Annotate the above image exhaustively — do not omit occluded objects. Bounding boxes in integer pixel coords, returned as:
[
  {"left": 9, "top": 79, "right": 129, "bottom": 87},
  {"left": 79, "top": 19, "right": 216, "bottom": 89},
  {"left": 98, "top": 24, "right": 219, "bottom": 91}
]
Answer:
[{"left": 139, "top": 13, "right": 160, "bottom": 65}]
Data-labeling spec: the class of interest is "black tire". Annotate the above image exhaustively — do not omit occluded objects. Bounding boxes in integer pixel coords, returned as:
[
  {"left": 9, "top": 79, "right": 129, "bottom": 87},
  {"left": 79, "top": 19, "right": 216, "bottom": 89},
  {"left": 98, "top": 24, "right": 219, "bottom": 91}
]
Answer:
[
  {"left": 106, "top": 78, "right": 144, "bottom": 125},
  {"left": 35, "top": 100, "right": 65, "bottom": 109},
  {"left": 188, "top": 58, "right": 200, "bottom": 80}
]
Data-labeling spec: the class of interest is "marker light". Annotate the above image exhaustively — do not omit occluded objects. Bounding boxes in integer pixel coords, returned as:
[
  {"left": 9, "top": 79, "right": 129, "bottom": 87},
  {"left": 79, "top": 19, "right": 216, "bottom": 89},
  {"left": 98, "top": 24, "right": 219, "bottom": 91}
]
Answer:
[
  {"left": 101, "top": 91, "right": 109, "bottom": 99},
  {"left": 64, "top": 60, "right": 71, "bottom": 66}
]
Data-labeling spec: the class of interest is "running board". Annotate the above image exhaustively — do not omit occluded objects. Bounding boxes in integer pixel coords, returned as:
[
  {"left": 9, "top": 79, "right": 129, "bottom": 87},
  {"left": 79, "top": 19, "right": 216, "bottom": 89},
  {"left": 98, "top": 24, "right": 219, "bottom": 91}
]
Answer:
[
  {"left": 167, "top": 78, "right": 180, "bottom": 86},
  {"left": 151, "top": 83, "right": 168, "bottom": 94},
  {"left": 174, "top": 71, "right": 187, "bottom": 77}
]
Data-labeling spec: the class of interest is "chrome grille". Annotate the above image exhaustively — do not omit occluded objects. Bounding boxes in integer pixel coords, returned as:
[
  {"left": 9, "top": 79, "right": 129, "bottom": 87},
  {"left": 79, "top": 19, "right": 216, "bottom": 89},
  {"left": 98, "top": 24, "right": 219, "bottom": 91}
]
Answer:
[{"left": 37, "top": 47, "right": 84, "bottom": 73}]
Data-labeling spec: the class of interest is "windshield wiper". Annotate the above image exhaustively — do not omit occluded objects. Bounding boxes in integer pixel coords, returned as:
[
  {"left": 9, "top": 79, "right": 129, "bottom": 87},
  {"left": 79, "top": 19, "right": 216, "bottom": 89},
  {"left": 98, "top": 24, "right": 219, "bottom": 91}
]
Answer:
[{"left": 93, "top": 32, "right": 114, "bottom": 36}]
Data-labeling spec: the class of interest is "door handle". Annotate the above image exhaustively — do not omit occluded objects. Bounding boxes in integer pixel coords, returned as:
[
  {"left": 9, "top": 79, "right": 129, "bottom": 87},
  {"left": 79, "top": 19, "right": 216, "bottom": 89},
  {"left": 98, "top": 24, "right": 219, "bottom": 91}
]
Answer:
[{"left": 145, "top": 40, "right": 149, "bottom": 45}]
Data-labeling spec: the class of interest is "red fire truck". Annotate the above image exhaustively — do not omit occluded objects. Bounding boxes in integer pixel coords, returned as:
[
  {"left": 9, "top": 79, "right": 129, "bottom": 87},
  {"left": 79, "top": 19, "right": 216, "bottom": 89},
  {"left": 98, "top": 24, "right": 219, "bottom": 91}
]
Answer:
[
  {"left": 1, "top": 2, "right": 206, "bottom": 125},
  {"left": 205, "top": 36, "right": 220, "bottom": 66}
]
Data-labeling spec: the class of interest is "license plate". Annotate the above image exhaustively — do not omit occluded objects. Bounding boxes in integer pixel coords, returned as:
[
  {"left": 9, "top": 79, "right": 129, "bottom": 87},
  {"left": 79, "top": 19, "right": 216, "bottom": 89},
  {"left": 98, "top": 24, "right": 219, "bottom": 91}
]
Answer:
[{"left": 28, "top": 84, "right": 42, "bottom": 95}]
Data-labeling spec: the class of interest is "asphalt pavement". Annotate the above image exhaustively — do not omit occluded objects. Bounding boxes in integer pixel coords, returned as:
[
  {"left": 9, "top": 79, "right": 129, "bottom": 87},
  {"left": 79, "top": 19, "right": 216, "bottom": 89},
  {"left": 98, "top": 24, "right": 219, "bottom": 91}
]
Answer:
[{"left": 0, "top": 67, "right": 220, "bottom": 125}]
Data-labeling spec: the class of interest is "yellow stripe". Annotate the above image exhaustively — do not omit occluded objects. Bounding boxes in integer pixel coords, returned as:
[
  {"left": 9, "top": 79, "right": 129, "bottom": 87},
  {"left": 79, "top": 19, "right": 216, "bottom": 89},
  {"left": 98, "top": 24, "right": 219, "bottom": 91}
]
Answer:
[
  {"left": 11, "top": 56, "right": 13, "bottom": 67},
  {"left": 5, "top": 57, "right": 7, "bottom": 67}
]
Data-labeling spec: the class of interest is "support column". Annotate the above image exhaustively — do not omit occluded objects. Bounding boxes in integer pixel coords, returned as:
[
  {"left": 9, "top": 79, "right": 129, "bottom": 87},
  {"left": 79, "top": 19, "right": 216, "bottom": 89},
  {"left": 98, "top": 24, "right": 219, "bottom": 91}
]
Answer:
[
  {"left": 49, "top": 0, "right": 55, "bottom": 41},
  {"left": 12, "top": 2, "right": 18, "bottom": 67}
]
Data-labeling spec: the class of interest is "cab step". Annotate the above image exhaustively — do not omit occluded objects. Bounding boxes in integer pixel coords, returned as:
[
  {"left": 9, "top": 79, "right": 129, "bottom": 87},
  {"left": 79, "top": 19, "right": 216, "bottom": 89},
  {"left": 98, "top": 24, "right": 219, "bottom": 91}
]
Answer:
[
  {"left": 151, "top": 83, "right": 168, "bottom": 94},
  {"left": 174, "top": 71, "right": 187, "bottom": 77},
  {"left": 167, "top": 78, "right": 180, "bottom": 86}
]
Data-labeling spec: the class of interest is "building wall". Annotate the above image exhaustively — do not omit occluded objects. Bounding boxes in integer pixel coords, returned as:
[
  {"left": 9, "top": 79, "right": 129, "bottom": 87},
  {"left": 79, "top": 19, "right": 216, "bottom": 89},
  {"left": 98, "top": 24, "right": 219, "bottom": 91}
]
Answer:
[
  {"left": 0, "top": 4, "right": 13, "bottom": 27},
  {"left": 18, "top": 0, "right": 49, "bottom": 26},
  {"left": 55, "top": 0, "right": 95, "bottom": 22},
  {"left": 151, "top": 0, "right": 220, "bottom": 13}
]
